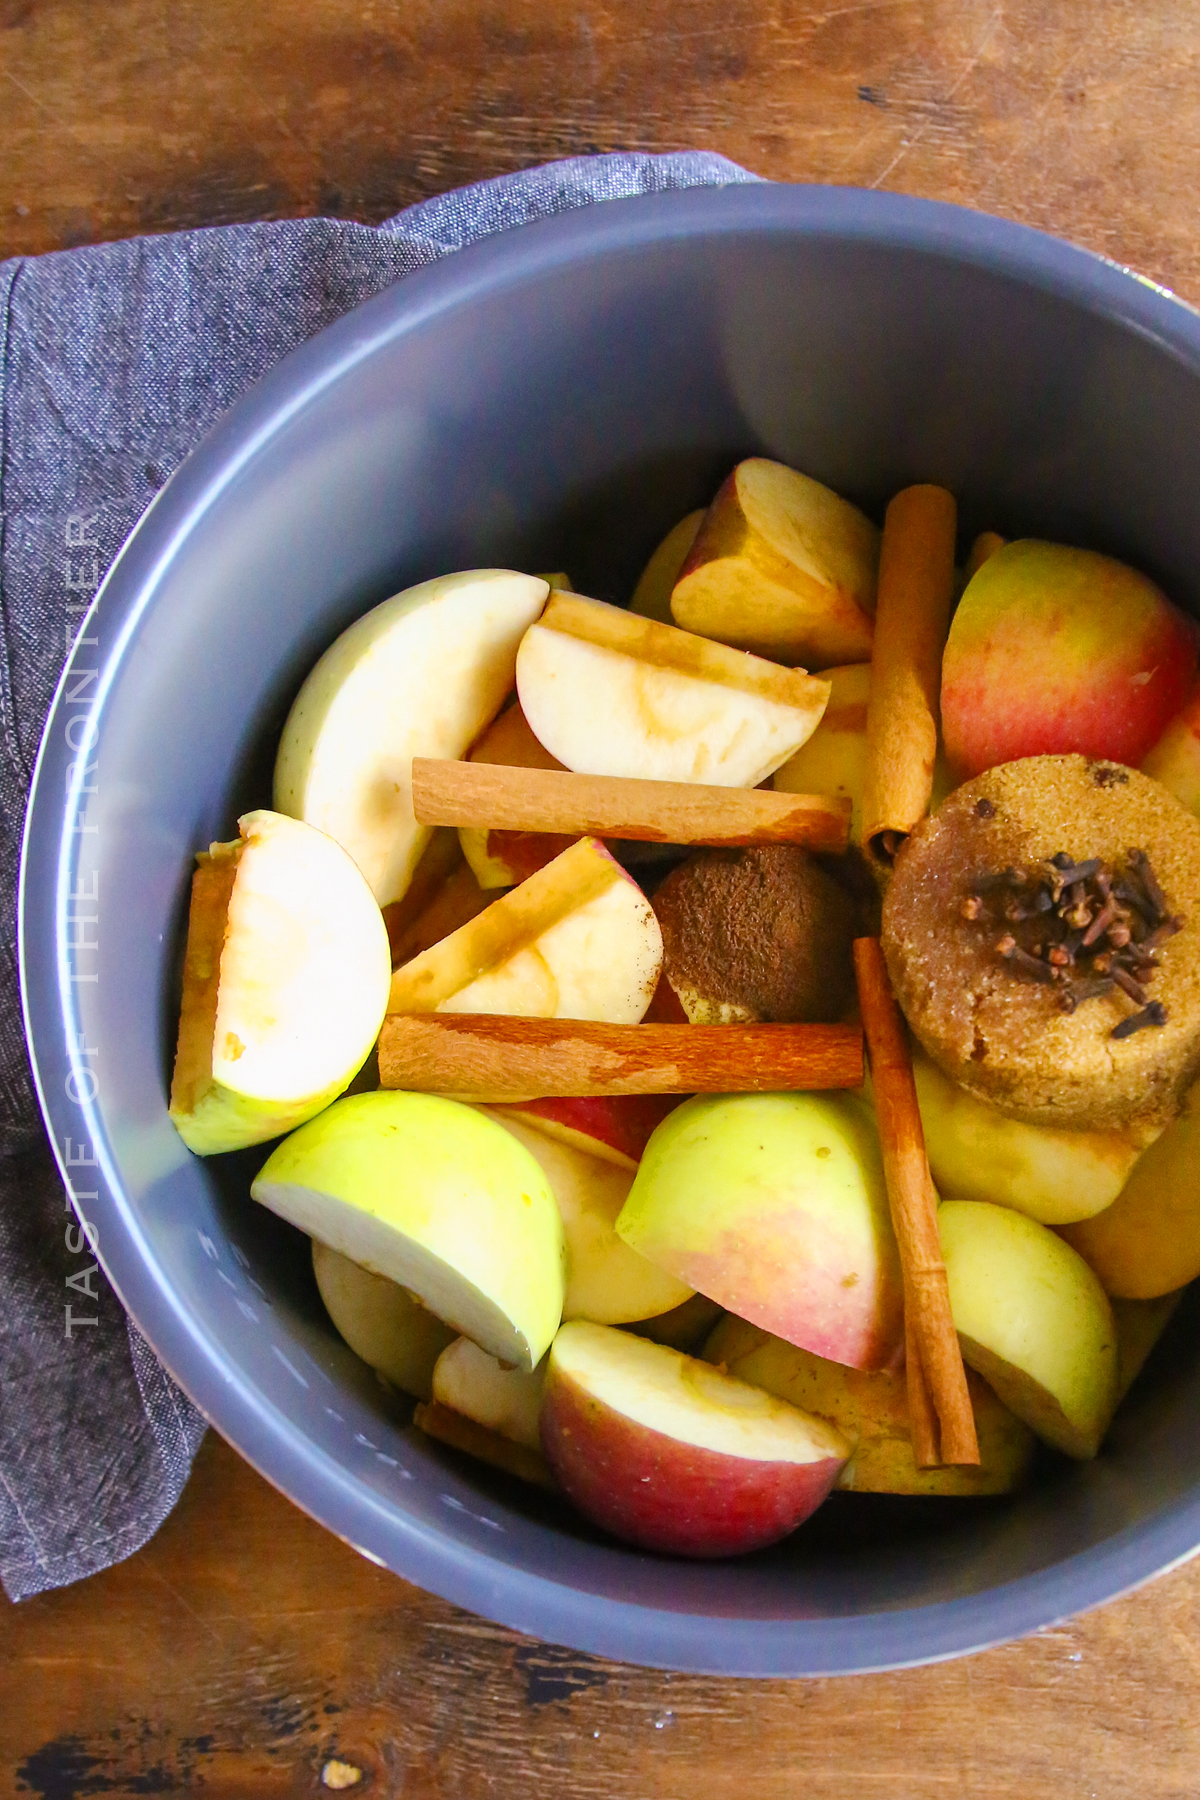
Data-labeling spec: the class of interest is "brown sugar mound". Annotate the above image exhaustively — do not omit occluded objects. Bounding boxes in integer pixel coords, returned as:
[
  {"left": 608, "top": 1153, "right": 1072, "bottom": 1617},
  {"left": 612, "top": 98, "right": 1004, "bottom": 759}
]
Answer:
[
  {"left": 651, "top": 845, "right": 856, "bottom": 1025},
  {"left": 882, "top": 755, "right": 1200, "bottom": 1131}
]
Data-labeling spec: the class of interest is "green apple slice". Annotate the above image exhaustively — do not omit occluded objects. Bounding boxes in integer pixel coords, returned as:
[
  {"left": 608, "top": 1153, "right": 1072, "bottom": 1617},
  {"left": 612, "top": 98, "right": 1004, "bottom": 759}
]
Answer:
[
  {"left": 169, "top": 809, "right": 391, "bottom": 1156},
  {"left": 274, "top": 569, "right": 548, "bottom": 906},
  {"left": 252, "top": 1091, "right": 565, "bottom": 1370},
  {"left": 312, "top": 1241, "right": 456, "bottom": 1401},
  {"left": 939, "top": 1199, "right": 1118, "bottom": 1459}
]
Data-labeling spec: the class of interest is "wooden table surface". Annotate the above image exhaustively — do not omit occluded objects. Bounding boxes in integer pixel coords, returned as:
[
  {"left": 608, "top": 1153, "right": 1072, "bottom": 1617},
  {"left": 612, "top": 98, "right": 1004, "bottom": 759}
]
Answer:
[{"left": 7, "top": 2, "right": 1200, "bottom": 1793}]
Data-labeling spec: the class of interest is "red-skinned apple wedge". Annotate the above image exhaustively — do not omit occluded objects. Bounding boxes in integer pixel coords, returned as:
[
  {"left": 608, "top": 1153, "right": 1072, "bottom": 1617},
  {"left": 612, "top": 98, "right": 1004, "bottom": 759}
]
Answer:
[
  {"left": 941, "top": 542, "right": 1199, "bottom": 780},
  {"left": 489, "top": 1094, "right": 683, "bottom": 1171},
  {"left": 616, "top": 1092, "right": 904, "bottom": 1370},
  {"left": 540, "top": 1321, "right": 850, "bottom": 1557}
]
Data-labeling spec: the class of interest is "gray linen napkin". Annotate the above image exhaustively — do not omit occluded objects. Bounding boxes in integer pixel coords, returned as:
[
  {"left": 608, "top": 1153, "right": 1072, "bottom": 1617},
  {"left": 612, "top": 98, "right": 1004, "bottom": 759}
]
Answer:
[{"left": 0, "top": 150, "right": 761, "bottom": 1601}]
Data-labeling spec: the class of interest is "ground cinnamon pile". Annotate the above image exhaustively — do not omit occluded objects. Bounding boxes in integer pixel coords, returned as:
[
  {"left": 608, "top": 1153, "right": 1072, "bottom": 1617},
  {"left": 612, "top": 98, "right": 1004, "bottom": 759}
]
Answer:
[{"left": 651, "top": 845, "right": 856, "bottom": 1024}]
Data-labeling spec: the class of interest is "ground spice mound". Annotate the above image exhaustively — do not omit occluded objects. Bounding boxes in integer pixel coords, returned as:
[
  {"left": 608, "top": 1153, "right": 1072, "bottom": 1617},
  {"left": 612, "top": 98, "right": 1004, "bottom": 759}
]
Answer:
[{"left": 651, "top": 845, "right": 856, "bottom": 1024}]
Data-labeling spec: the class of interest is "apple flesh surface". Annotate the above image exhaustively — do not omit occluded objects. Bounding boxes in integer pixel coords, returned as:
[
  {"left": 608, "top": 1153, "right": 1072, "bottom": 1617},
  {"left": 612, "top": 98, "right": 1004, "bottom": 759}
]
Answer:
[
  {"left": 388, "top": 836, "right": 662, "bottom": 1024},
  {"left": 515, "top": 593, "right": 831, "bottom": 788},
  {"left": 274, "top": 569, "right": 548, "bottom": 906},
  {"left": 540, "top": 1321, "right": 850, "bottom": 1557},
  {"left": 1059, "top": 1077, "right": 1200, "bottom": 1297},
  {"left": 169, "top": 809, "right": 392, "bottom": 1156},
  {"left": 940, "top": 1199, "right": 1118, "bottom": 1459},
  {"left": 773, "top": 662, "right": 871, "bottom": 842},
  {"left": 911, "top": 1048, "right": 1145, "bottom": 1226},
  {"left": 477, "top": 1107, "right": 693, "bottom": 1324},
  {"left": 616, "top": 1092, "right": 904, "bottom": 1371},
  {"left": 432, "top": 1336, "right": 546, "bottom": 1450},
  {"left": 312, "top": 1241, "right": 455, "bottom": 1401},
  {"left": 491, "top": 1094, "right": 682, "bottom": 1171},
  {"left": 459, "top": 698, "right": 573, "bottom": 890},
  {"left": 941, "top": 541, "right": 1199, "bottom": 780},
  {"left": 630, "top": 511, "right": 705, "bottom": 623},
  {"left": 251, "top": 1090, "right": 565, "bottom": 1371},
  {"left": 670, "top": 459, "right": 879, "bottom": 668},
  {"left": 703, "top": 1316, "right": 1035, "bottom": 1497}
]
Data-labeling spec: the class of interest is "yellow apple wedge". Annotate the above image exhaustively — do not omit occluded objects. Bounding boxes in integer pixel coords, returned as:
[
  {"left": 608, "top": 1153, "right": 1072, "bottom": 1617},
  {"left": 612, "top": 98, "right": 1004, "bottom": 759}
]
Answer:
[
  {"left": 940, "top": 1200, "right": 1118, "bottom": 1459},
  {"left": 274, "top": 569, "right": 548, "bottom": 906},
  {"left": 387, "top": 835, "right": 662, "bottom": 1024},
  {"left": 670, "top": 459, "right": 880, "bottom": 667},
  {"left": 911, "top": 1049, "right": 1146, "bottom": 1226},
  {"left": 477, "top": 1107, "right": 693, "bottom": 1325},
  {"left": 1059, "top": 1077, "right": 1200, "bottom": 1297},
  {"left": 702, "top": 1317, "right": 1035, "bottom": 1496},
  {"left": 773, "top": 662, "right": 871, "bottom": 843},
  {"left": 629, "top": 510, "right": 705, "bottom": 623},
  {"left": 515, "top": 593, "right": 830, "bottom": 787},
  {"left": 312, "top": 1241, "right": 455, "bottom": 1401},
  {"left": 432, "top": 1337, "right": 546, "bottom": 1451},
  {"left": 168, "top": 810, "right": 391, "bottom": 1156}
]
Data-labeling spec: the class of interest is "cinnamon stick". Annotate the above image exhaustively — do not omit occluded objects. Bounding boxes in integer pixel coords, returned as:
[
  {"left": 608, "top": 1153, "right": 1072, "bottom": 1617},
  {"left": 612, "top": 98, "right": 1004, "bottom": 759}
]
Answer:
[
  {"left": 905, "top": 1305, "right": 940, "bottom": 1471},
  {"left": 852, "top": 937, "right": 979, "bottom": 1467},
  {"left": 412, "top": 759, "right": 851, "bottom": 853},
  {"left": 377, "top": 1014, "right": 863, "bottom": 1102},
  {"left": 862, "top": 485, "right": 958, "bottom": 865}
]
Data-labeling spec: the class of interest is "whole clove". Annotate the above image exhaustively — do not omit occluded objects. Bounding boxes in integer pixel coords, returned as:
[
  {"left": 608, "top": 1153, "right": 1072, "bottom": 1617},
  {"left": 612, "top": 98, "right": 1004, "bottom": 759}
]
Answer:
[{"left": 961, "top": 847, "right": 1178, "bottom": 1038}]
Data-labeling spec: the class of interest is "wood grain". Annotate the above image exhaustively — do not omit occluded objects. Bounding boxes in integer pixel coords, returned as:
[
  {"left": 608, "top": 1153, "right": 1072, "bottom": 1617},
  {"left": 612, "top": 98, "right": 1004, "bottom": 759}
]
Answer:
[
  {"left": 412, "top": 758, "right": 852, "bottom": 850},
  {"left": 6, "top": 0, "right": 1200, "bottom": 1785},
  {"left": 5, "top": 0, "right": 1200, "bottom": 313},
  {"left": 6, "top": 1430, "right": 1200, "bottom": 1797},
  {"left": 378, "top": 1012, "right": 864, "bottom": 1098}
]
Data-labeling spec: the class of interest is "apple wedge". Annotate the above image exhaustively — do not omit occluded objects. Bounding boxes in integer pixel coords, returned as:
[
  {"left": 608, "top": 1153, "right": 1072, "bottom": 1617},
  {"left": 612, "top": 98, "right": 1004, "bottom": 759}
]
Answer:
[
  {"left": 274, "top": 569, "right": 548, "bottom": 906},
  {"left": 1059, "top": 1077, "right": 1200, "bottom": 1298},
  {"left": 489, "top": 1094, "right": 682, "bottom": 1171},
  {"left": 458, "top": 697, "right": 572, "bottom": 890},
  {"left": 540, "top": 1321, "right": 850, "bottom": 1556},
  {"left": 168, "top": 810, "right": 391, "bottom": 1156},
  {"left": 669, "top": 459, "right": 879, "bottom": 667},
  {"left": 251, "top": 1090, "right": 566, "bottom": 1370},
  {"left": 616, "top": 1092, "right": 904, "bottom": 1370},
  {"left": 432, "top": 1336, "right": 546, "bottom": 1451},
  {"left": 630, "top": 510, "right": 705, "bottom": 623},
  {"left": 413, "top": 1401, "right": 555, "bottom": 1489},
  {"left": 911, "top": 1049, "right": 1145, "bottom": 1226},
  {"left": 773, "top": 662, "right": 871, "bottom": 844},
  {"left": 515, "top": 593, "right": 830, "bottom": 788},
  {"left": 703, "top": 1317, "right": 1035, "bottom": 1497},
  {"left": 478, "top": 1107, "right": 693, "bottom": 1324},
  {"left": 939, "top": 1200, "right": 1118, "bottom": 1459},
  {"left": 387, "top": 835, "right": 662, "bottom": 1024},
  {"left": 312, "top": 1241, "right": 455, "bottom": 1401}
]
